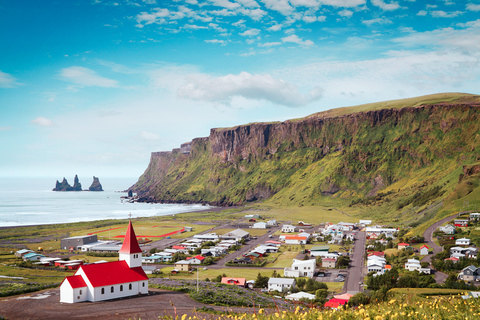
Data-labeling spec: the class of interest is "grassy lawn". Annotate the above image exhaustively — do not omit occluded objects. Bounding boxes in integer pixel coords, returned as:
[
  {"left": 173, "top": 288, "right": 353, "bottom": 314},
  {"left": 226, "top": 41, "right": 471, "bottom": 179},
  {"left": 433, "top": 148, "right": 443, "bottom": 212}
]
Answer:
[
  {"left": 385, "top": 248, "right": 400, "bottom": 256},
  {"left": 69, "top": 254, "right": 118, "bottom": 263},
  {"left": 389, "top": 288, "right": 466, "bottom": 297},
  {"left": 267, "top": 251, "right": 300, "bottom": 268},
  {"left": 326, "top": 282, "right": 345, "bottom": 293},
  {"left": 157, "top": 267, "right": 281, "bottom": 280},
  {"left": 0, "top": 264, "right": 69, "bottom": 285}
]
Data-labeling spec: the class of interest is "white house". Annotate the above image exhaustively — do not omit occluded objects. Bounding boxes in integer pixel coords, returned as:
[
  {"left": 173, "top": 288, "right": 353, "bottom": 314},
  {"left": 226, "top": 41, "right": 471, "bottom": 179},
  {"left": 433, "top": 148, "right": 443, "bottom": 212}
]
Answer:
[
  {"left": 439, "top": 224, "right": 456, "bottom": 235},
  {"left": 420, "top": 245, "right": 429, "bottom": 255},
  {"left": 60, "top": 221, "right": 148, "bottom": 303},
  {"left": 359, "top": 220, "right": 372, "bottom": 225},
  {"left": 282, "top": 225, "right": 297, "bottom": 233},
  {"left": 456, "top": 238, "right": 471, "bottom": 246},
  {"left": 220, "top": 229, "right": 250, "bottom": 241},
  {"left": 284, "top": 236, "right": 307, "bottom": 245},
  {"left": 267, "top": 220, "right": 277, "bottom": 227},
  {"left": 470, "top": 213, "right": 480, "bottom": 220},
  {"left": 405, "top": 259, "right": 421, "bottom": 272},
  {"left": 284, "top": 259, "right": 316, "bottom": 278},
  {"left": 193, "top": 233, "right": 219, "bottom": 241},
  {"left": 268, "top": 278, "right": 296, "bottom": 292},
  {"left": 286, "top": 292, "right": 316, "bottom": 301},
  {"left": 252, "top": 222, "right": 267, "bottom": 229}
]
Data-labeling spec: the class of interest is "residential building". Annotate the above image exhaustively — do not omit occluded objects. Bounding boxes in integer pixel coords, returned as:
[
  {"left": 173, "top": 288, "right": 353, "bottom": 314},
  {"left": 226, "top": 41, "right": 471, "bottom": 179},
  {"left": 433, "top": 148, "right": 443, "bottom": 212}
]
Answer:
[
  {"left": 322, "top": 258, "right": 336, "bottom": 268},
  {"left": 23, "top": 253, "right": 45, "bottom": 261},
  {"left": 470, "top": 213, "right": 480, "bottom": 221},
  {"left": 456, "top": 238, "right": 471, "bottom": 246},
  {"left": 252, "top": 222, "right": 267, "bottom": 229},
  {"left": 59, "top": 221, "right": 148, "bottom": 303},
  {"left": 454, "top": 219, "right": 469, "bottom": 227},
  {"left": 15, "top": 249, "right": 34, "bottom": 257},
  {"left": 174, "top": 260, "right": 192, "bottom": 272},
  {"left": 186, "top": 255, "right": 206, "bottom": 264},
  {"left": 420, "top": 245, "right": 429, "bottom": 255},
  {"left": 461, "top": 265, "right": 480, "bottom": 282},
  {"left": 439, "top": 224, "right": 456, "bottom": 235},
  {"left": 398, "top": 243, "right": 410, "bottom": 250},
  {"left": 267, "top": 220, "right": 277, "bottom": 227},
  {"left": 281, "top": 225, "right": 296, "bottom": 233},
  {"left": 286, "top": 292, "right": 316, "bottom": 301},
  {"left": 284, "top": 235, "right": 307, "bottom": 245},
  {"left": 221, "top": 277, "right": 246, "bottom": 287},
  {"left": 268, "top": 278, "right": 296, "bottom": 292},
  {"left": 284, "top": 259, "right": 316, "bottom": 278},
  {"left": 193, "top": 233, "right": 219, "bottom": 241}
]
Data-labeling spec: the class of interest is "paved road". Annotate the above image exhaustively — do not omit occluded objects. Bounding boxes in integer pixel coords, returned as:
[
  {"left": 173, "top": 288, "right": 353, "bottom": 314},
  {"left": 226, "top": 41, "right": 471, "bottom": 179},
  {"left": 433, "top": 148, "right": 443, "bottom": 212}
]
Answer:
[
  {"left": 345, "top": 230, "right": 366, "bottom": 295},
  {"left": 422, "top": 213, "right": 461, "bottom": 263}
]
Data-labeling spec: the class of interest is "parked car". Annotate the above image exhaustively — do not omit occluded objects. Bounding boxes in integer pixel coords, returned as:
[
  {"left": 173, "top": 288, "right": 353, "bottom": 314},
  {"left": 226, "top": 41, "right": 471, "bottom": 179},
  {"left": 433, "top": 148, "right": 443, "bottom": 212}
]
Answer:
[{"left": 334, "top": 277, "right": 345, "bottom": 282}]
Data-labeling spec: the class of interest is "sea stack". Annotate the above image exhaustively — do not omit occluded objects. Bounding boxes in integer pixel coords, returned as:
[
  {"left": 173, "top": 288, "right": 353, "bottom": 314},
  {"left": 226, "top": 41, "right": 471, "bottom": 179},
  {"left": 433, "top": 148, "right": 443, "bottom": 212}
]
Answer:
[
  {"left": 52, "top": 177, "right": 73, "bottom": 191},
  {"left": 72, "top": 174, "right": 82, "bottom": 191},
  {"left": 88, "top": 176, "right": 104, "bottom": 191}
]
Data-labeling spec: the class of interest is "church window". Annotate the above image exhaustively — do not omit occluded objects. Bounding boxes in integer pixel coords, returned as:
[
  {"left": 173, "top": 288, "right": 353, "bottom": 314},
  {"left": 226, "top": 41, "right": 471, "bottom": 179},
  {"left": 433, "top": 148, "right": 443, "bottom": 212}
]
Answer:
[
  {"left": 79, "top": 289, "right": 82, "bottom": 295},
  {"left": 129, "top": 284, "right": 132, "bottom": 290},
  {"left": 120, "top": 285, "right": 123, "bottom": 291},
  {"left": 142, "top": 282, "right": 145, "bottom": 287},
  {"left": 101, "top": 288, "right": 105, "bottom": 294},
  {"left": 111, "top": 286, "right": 114, "bottom": 293}
]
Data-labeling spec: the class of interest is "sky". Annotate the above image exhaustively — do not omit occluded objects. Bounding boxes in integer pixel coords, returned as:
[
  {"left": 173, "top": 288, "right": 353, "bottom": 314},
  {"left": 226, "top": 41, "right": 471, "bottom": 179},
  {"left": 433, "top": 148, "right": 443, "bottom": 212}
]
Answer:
[{"left": 1, "top": 0, "right": 480, "bottom": 179}]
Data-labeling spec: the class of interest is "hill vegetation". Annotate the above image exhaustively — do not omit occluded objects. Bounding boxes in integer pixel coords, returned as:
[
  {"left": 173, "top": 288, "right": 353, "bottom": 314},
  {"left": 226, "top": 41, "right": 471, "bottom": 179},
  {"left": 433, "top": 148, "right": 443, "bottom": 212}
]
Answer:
[{"left": 131, "top": 93, "right": 480, "bottom": 230}]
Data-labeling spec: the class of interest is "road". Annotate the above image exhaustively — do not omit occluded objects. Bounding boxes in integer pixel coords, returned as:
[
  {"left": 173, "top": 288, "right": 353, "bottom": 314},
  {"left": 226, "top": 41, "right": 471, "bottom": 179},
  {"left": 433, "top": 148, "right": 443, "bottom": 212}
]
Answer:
[
  {"left": 422, "top": 213, "right": 461, "bottom": 263},
  {"left": 345, "top": 230, "right": 366, "bottom": 295}
]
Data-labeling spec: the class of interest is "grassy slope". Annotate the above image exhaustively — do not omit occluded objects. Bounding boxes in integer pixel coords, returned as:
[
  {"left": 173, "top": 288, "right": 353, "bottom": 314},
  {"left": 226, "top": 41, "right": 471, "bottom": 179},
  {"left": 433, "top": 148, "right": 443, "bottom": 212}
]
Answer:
[{"left": 133, "top": 93, "right": 480, "bottom": 232}]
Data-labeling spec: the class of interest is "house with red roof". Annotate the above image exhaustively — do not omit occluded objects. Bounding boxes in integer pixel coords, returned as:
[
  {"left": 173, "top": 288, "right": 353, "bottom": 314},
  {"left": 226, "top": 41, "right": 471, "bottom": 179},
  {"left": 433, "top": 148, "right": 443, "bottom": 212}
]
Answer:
[
  {"left": 221, "top": 277, "right": 246, "bottom": 287},
  {"left": 186, "top": 255, "right": 206, "bottom": 264},
  {"left": 420, "top": 245, "right": 429, "bottom": 255},
  {"left": 397, "top": 243, "right": 410, "bottom": 250},
  {"left": 60, "top": 221, "right": 149, "bottom": 303}
]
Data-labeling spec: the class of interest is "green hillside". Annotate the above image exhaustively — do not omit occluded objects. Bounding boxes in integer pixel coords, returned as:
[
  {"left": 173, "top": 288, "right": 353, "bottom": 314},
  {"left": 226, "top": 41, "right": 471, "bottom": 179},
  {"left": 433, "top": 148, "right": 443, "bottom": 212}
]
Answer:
[{"left": 132, "top": 93, "right": 480, "bottom": 229}]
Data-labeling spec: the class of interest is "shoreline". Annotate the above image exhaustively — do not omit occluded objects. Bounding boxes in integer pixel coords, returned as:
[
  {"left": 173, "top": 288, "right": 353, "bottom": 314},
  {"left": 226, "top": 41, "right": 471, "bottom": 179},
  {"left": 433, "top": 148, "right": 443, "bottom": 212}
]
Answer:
[{"left": 0, "top": 204, "right": 245, "bottom": 230}]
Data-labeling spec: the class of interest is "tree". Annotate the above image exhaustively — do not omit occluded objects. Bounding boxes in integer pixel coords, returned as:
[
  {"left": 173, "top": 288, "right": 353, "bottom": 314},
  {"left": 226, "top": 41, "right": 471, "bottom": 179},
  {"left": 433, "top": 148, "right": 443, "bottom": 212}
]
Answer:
[
  {"left": 348, "top": 292, "right": 370, "bottom": 307},
  {"left": 337, "top": 256, "right": 351, "bottom": 268},
  {"left": 254, "top": 272, "right": 269, "bottom": 288}
]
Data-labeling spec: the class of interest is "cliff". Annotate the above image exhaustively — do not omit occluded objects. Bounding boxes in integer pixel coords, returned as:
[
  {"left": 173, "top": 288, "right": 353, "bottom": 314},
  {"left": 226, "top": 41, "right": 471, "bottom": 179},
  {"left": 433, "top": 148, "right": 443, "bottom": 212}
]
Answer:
[
  {"left": 88, "top": 176, "right": 103, "bottom": 191},
  {"left": 130, "top": 93, "right": 480, "bottom": 222},
  {"left": 53, "top": 177, "right": 74, "bottom": 191}
]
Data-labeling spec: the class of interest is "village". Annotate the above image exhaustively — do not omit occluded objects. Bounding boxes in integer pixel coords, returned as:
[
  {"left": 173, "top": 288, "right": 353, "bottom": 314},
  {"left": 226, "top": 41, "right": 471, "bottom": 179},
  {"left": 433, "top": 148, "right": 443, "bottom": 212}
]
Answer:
[{"left": 5, "top": 210, "right": 480, "bottom": 316}]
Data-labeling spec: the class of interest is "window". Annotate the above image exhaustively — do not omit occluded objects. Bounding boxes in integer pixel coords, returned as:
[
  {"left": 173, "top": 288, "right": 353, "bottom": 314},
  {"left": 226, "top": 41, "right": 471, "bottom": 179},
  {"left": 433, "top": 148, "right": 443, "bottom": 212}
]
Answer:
[
  {"left": 129, "top": 284, "right": 132, "bottom": 290},
  {"left": 111, "top": 286, "right": 114, "bottom": 293},
  {"left": 120, "top": 285, "right": 123, "bottom": 291},
  {"left": 79, "top": 289, "right": 82, "bottom": 295},
  {"left": 101, "top": 288, "right": 105, "bottom": 294},
  {"left": 142, "top": 282, "right": 145, "bottom": 287}
]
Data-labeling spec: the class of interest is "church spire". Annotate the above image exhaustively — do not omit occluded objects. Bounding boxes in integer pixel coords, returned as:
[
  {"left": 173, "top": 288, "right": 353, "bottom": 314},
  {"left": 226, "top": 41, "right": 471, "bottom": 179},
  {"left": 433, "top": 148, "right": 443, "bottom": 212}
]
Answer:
[{"left": 119, "top": 221, "right": 142, "bottom": 254}]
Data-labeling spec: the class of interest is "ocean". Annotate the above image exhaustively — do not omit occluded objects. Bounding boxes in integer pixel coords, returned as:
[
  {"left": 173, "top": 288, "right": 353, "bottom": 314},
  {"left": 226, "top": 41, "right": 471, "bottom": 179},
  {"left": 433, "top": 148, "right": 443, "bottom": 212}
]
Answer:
[{"left": 0, "top": 177, "right": 213, "bottom": 227}]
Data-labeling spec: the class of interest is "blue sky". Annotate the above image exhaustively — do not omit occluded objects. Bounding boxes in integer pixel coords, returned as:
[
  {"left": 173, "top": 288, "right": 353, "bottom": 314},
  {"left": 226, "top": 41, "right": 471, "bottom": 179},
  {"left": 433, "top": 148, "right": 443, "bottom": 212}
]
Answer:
[{"left": 1, "top": 0, "right": 480, "bottom": 179}]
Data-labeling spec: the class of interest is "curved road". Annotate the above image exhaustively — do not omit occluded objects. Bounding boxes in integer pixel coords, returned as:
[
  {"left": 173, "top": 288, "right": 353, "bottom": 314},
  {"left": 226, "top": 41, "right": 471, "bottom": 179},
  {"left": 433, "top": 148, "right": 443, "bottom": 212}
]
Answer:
[{"left": 423, "top": 213, "right": 460, "bottom": 263}]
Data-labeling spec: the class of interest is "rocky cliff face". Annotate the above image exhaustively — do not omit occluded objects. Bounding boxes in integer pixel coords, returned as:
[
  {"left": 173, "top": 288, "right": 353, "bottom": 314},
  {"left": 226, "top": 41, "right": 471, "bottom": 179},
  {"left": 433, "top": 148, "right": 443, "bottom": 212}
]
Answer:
[
  {"left": 88, "top": 176, "right": 103, "bottom": 191},
  {"left": 130, "top": 94, "right": 480, "bottom": 210},
  {"left": 53, "top": 177, "right": 73, "bottom": 191}
]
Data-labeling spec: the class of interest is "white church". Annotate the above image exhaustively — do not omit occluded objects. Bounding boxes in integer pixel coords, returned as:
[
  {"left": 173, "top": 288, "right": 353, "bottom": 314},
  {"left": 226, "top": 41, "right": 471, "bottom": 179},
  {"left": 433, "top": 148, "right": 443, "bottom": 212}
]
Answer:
[{"left": 60, "top": 221, "right": 149, "bottom": 303}]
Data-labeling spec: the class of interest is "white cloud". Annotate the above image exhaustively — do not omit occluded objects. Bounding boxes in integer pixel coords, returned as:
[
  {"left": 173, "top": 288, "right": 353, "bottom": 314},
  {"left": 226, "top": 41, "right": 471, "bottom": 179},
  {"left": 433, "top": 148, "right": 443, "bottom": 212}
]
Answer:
[
  {"left": 0, "top": 126, "right": 12, "bottom": 131},
  {"left": 59, "top": 67, "right": 119, "bottom": 88},
  {"left": 239, "top": 8, "right": 267, "bottom": 20},
  {"left": 302, "top": 15, "right": 317, "bottom": 23},
  {"left": 0, "top": 70, "right": 20, "bottom": 88},
  {"left": 177, "top": 71, "right": 323, "bottom": 107},
  {"left": 205, "top": 39, "right": 227, "bottom": 45},
  {"left": 417, "top": 10, "right": 427, "bottom": 16},
  {"left": 430, "top": 10, "right": 463, "bottom": 18},
  {"left": 240, "top": 28, "right": 260, "bottom": 36},
  {"left": 232, "top": 19, "right": 246, "bottom": 27},
  {"left": 261, "top": 0, "right": 294, "bottom": 16},
  {"left": 258, "top": 41, "right": 282, "bottom": 47},
  {"left": 183, "top": 24, "right": 208, "bottom": 29},
  {"left": 467, "top": 4, "right": 480, "bottom": 11},
  {"left": 136, "top": 8, "right": 169, "bottom": 26},
  {"left": 31, "top": 117, "right": 56, "bottom": 128},
  {"left": 362, "top": 17, "right": 393, "bottom": 25},
  {"left": 268, "top": 24, "right": 283, "bottom": 31},
  {"left": 338, "top": 9, "right": 353, "bottom": 17},
  {"left": 236, "top": 0, "right": 260, "bottom": 8},
  {"left": 371, "top": 0, "right": 400, "bottom": 11},
  {"left": 290, "top": 0, "right": 321, "bottom": 8},
  {"left": 142, "top": 0, "right": 156, "bottom": 4},
  {"left": 211, "top": 8, "right": 237, "bottom": 16},
  {"left": 209, "top": 0, "right": 241, "bottom": 9},
  {"left": 318, "top": 0, "right": 366, "bottom": 8},
  {"left": 281, "top": 34, "right": 314, "bottom": 47}
]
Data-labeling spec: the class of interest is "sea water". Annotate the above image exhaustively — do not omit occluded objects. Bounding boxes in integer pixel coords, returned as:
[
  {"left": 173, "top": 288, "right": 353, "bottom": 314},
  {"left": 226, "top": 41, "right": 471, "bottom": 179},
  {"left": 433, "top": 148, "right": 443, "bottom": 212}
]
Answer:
[{"left": 0, "top": 177, "right": 212, "bottom": 227}]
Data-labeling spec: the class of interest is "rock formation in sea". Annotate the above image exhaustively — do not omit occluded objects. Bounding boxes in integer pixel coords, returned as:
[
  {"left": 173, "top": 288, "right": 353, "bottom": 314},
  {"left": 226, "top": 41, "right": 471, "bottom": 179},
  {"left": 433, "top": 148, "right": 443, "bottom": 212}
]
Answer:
[
  {"left": 88, "top": 176, "right": 104, "bottom": 191},
  {"left": 52, "top": 177, "right": 73, "bottom": 191},
  {"left": 72, "top": 174, "right": 82, "bottom": 191}
]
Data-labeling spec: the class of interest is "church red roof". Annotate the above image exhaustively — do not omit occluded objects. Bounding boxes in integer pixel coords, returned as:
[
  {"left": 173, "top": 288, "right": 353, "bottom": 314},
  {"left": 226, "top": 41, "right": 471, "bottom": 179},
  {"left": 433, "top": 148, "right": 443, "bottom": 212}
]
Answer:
[
  {"left": 77, "top": 261, "right": 147, "bottom": 287},
  {"left": 63, "top": 275, "right": 87, "bottom": 288},
  {"left": 119, "top": 221, "right": 142, "bottom": 254}
]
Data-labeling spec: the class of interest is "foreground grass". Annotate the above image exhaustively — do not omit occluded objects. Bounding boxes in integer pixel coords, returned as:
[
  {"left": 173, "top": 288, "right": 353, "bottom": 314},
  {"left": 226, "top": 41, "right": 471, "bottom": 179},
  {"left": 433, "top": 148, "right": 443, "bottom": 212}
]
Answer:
[{"left": 163, "top": 295, "right": 480, "bottom": 320}]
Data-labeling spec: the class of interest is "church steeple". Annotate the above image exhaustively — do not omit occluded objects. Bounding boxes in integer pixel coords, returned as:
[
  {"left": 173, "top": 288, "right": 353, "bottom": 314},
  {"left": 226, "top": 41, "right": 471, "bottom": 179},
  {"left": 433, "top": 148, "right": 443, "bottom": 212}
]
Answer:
[{"left": 119, "top": 221, "right": 142, "bottom": 268}]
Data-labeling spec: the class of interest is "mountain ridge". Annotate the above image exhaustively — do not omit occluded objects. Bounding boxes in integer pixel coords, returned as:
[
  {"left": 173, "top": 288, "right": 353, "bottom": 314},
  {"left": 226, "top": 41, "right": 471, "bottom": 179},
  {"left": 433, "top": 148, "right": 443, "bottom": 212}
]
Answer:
[{"left": 131, "top": 93, "right": 480, "bottom": 226}]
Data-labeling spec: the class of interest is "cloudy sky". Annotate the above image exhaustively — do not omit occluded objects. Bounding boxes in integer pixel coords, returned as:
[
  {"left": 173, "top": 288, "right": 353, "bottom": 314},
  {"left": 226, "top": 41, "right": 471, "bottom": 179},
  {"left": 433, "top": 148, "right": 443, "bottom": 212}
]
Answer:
[{"left": 1, "top": 0, "right": 480, "bottom": 178}]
